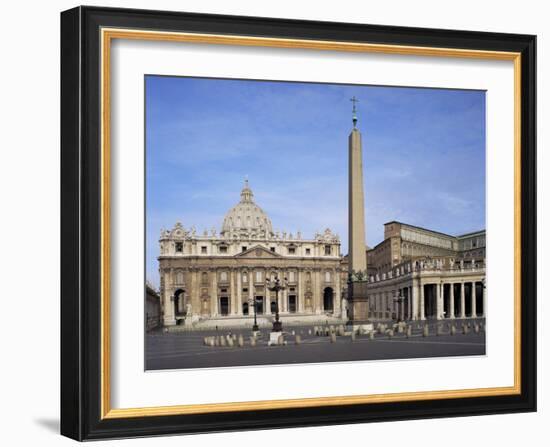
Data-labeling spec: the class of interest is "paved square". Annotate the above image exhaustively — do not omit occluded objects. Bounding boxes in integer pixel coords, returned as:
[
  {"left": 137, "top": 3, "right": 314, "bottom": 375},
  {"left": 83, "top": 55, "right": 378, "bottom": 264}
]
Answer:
[{"left": 146, "top": 320, "right": 486, "bottom": 370}]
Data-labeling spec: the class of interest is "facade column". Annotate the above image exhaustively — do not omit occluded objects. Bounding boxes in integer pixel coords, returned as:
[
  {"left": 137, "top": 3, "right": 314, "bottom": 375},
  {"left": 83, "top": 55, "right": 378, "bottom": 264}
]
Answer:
[
  {"left": 471, "top": 281, "right": 477, "bottom": 318},
  {"left": 236, "top": 269, "right": 242, "bottom": 315},
  {"left": 248, "top": 270, "right": 253, "bottom": 314},
  {"left": 460, "top": 282, "right": 466, "bottom": 318},
  {"left": 419, "top": 283, "right": 425, "bottom": 320},
  {"left": 334, "top": 269, "right": 341, "bottom": 316},
  {"left": 162, "top": 269, "right": 176, "bottom": 326},
  {"left": 229, "top": 269, "right": 236, "bottom": 315},
  {"left": 400, "top": 289, "right": 405, "bottom": 320},
  {"left": 264, "top": 268, "right": 271, "bottom": 315},
  {"left": 211, "top": 270, "right": 218, "bottom": 317},
  {"left": 449, "top": 282, "right": 455, "bottom": 319},
  {"left": 297, "top": 270, "right": 305, "bottom": 313},
  {"left": 314, "top": 270, "right": 321, "bottom": 314},
  {"left": 191, "top": 270, "right": 200, "bottom": 317}
]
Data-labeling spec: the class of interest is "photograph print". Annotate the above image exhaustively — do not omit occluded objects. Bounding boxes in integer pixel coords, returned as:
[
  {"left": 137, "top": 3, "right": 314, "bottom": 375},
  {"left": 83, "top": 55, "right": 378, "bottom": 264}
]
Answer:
[{"left": 144, "top": 76, "right": 486, "bottom": 371}]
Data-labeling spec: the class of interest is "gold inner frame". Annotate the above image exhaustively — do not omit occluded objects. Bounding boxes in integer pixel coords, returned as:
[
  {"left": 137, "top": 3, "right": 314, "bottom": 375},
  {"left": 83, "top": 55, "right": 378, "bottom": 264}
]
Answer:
[{"left": 100, "top": 27, "right": 522, "bottom": 419}]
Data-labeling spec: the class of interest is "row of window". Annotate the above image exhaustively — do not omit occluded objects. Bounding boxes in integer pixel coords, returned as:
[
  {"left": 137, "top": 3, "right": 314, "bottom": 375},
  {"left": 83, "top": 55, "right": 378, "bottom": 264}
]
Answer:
[
  {"left": 174, "top": 270, "right": 334, "bottom": 284},
  {"left": 174, "top": 242, "right": 333, "bottom": 255}
]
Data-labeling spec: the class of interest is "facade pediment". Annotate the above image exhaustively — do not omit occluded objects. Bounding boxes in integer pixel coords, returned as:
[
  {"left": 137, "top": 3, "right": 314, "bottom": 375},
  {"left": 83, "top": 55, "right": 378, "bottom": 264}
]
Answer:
[{"left": 234, "top": 245, "right": 282, "bottom": 259}]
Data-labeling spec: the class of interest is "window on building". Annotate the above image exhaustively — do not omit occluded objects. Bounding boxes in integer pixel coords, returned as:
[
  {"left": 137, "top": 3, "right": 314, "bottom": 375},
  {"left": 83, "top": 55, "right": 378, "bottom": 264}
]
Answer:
[
  {"left": 175, "top": 242, "right": 183, "bottom": 253},
  {"left": 288, "top": 247, "right": 296, "bottom": 254},
  {"left": 220, "top": 271, "right": 228, "bottom": 282},
  {"left": 270, "top": 247, "right": 276, "bottom": 252},
  {"left": 243, "top": 288, "right": 248, "bottom": 293},
  {"left": 289, "top": 271, "right": 295, "bottom": 282},
  {"left": 220, "top": 288, "right": 227, "bottom": 293},
  {"left": 175, "top": 271, "right": 184, "bottom": 284},
  {"left": 219, "top": 246, "right": 227, "bottom": 253},
  {"left": 325, "top": 271, "right": 331, "bottom": 282},
  {"left": 324, "top": 245, "right": 331, "bottom": 255},
  {"left": 305, "top": 248, "right": 311, "bottom": 255},
  {"left": 243, "top": 272, "right": 248, "bottom": 283},
  {"left": 201, "top": 272, "right": 208, "bottom": 283},
  {"left": 242, "top": 246, "right": 247, "bottom": 252},
  {"left": 255, "top": 271, "right": 262, "bottom": 283},
  {"left": 201, "top": 246, "right": 207, "bottom": 254}
]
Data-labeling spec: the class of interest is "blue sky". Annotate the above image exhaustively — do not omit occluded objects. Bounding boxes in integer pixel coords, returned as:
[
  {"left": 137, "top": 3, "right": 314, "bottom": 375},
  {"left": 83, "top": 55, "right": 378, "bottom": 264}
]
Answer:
[{"left": 145, "top": 76, "right": 486, "bottom": 287}]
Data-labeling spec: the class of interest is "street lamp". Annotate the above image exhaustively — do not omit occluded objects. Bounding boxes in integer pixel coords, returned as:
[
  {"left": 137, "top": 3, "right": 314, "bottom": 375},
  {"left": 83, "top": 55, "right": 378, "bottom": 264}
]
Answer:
[
  {"left": 266, "top": 276, "right": 287, "bottom": 332},
  {"left": 249, "top": 297, "right": 259, "bottom": 332}
]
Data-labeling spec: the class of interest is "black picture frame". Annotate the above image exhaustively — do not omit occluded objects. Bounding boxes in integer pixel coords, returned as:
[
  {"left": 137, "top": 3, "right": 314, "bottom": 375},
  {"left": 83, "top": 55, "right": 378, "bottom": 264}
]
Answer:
[{"left": 61, "top": 5, "right": 536, "bottom": 441}]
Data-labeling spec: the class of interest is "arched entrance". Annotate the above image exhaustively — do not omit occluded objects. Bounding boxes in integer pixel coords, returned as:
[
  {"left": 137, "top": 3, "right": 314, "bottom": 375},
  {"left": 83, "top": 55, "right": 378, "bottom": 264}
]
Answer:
[
  {"left": 323, "top": 287, "right": 334, "bottom": 312},
  {"left": 174, "top": 288, "right": 185, "bottom": 316}
]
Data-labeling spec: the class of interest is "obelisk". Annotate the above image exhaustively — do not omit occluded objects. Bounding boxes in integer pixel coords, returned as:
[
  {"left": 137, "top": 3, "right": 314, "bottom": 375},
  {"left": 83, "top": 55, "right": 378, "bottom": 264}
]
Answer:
[
  {"left": 347, "top": 96, "right": 368, "bottom": 322},
  {"left": 348, "top": 97, "right": 367, "bottom": 275}
]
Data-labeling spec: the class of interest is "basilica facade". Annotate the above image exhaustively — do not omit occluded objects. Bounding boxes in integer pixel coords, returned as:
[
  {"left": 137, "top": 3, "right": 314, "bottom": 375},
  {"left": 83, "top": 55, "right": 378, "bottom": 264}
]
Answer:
[{"left": 158, "top": 180, "right": 346, "bottom": 328}]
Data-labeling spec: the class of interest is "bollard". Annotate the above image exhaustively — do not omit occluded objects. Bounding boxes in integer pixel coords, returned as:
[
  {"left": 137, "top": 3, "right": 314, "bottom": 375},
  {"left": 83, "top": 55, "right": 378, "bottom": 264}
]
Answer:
[
  {"left": 474, "top": 324, "right": 480, "bottom": 334},
  {"left": 295, "top": 335, "right": 302, "bottom": 345},
  {"left": 406, "top": 325, "right": 412, "bottom": 338},
  {"left": 451, "top": 325, "right": 456, "bottom": 336},
  {"left": 250, "top": 336, "right": 256, "bottom": 347},
  {"left": 220, "top": 336, "right": 226, "bottom": 347},
  {"left": 330, "top": 333, "right": 336, "bottom": 343},
  {"left": 436, "top": 325, "right": 442, "bottom": 336},
  {"left": 351, "top": 332, "right": 356, "bottom": 342},
  {"left": 227, "top": 337, "right": 234, "bottom": 347},
  {"left": 463, "top": 325, "right": 468, "bottom": 335},
  {"left": 388, "top": 329, "right": 394, "bottom": 339},
  {"left": 308, "top": 329, "right": 312, "bottom": 335},
  {"left": 278, "top": 334, "right": 284, "bottom": 345},
  {"left": 423, "top": 325, "right": 429, "bottom": 337},
  {"left": 291, "top": 330, "right": 296, "bottom": 336},
  {"left": 369, "top": 330, "right": 375, "bottom": 340},
  {"left": 238, "top": 334, "right": 244, "bottom": 347}
]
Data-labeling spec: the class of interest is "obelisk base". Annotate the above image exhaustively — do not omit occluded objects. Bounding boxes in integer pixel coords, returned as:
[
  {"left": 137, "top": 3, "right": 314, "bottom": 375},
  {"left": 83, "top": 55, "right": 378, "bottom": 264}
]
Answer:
[{"left": 348, "top": 281, "right": 370, "bottom": 322}]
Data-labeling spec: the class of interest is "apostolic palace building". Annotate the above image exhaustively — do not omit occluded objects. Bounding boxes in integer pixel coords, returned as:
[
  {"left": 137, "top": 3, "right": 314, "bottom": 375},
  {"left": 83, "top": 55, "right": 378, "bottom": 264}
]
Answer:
[{"left": 155, "top": 108, "right": 486, "bottom": 329}]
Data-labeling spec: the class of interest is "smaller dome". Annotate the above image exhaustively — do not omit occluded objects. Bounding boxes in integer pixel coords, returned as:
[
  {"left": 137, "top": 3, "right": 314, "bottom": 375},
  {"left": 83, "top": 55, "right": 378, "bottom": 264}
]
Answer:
[{"left": 221, "top": 180, "right": 273, "bottom": 236}]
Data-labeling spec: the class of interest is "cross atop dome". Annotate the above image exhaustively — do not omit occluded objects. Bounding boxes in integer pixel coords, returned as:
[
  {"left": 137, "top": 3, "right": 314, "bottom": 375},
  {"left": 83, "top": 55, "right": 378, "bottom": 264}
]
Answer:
[{"left": 240, "top": 177, "right": 254, "bottom": 203}]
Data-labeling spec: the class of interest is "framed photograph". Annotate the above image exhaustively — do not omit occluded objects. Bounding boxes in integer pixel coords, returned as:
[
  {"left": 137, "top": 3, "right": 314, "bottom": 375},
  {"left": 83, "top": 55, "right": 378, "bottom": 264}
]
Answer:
[{"left": 61, "top": 6, "right": 536, "bottom": 441}]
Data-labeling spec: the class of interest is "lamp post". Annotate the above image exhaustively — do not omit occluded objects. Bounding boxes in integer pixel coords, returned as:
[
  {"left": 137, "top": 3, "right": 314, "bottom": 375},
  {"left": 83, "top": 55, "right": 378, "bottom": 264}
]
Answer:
[
  {"left": 249, "top": 297, "right": 259, "bottom": 332},
  {"left": 266, "top": 276, "right": 287, "bottom": 332}
]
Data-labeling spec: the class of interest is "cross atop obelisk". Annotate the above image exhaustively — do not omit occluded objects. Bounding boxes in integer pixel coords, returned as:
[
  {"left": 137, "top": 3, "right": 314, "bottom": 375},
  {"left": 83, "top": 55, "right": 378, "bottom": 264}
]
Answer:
[{"left": 350, "top": 96, "right": 359, "bottom": 128}]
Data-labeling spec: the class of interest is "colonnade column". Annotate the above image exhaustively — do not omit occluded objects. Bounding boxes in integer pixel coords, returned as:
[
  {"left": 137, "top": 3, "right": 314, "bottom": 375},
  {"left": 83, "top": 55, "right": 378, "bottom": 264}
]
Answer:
[
  {"left": 408, "top": 286, "right": 413, "bottom": 320},
  {"left": 482, "top": 281, "right": 487, "bottom": 318},
  {"left": 460, "top": 282, "right": 466, "bottom": 318},
  {"left": 419, "top": 283, "right": 425, "bottom": 320},
  {"left": 435, "top": 283, "right": 442, "bottom": 320},
  {"left": 411, "top": 282, "right": 418, "bottom": 320},
  {"left": 449, "top": 283, "right": 455, "bottom": 319},
  {"left": 471, "top": 281, "right": 477, "bottom": 318}
]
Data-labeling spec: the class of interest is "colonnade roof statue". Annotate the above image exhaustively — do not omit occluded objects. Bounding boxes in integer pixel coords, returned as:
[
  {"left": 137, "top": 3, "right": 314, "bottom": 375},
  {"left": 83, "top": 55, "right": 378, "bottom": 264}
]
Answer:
[{"left": 221, "top": 179, "right": 274, "bottom": 237}]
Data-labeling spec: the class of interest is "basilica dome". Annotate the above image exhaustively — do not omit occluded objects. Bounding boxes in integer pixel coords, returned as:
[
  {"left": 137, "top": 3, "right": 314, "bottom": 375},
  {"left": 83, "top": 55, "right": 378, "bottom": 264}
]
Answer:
[{"left": 221, "top": 180, "right": 273, "bottom": 236}]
